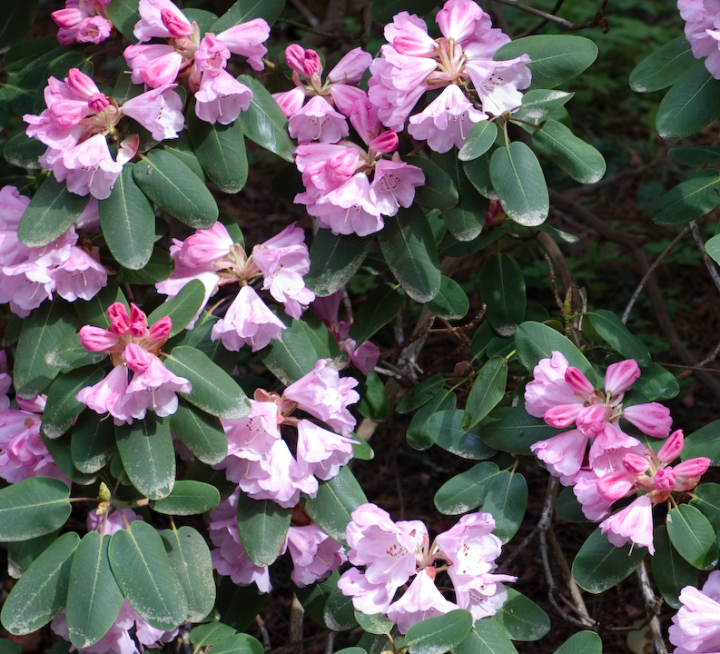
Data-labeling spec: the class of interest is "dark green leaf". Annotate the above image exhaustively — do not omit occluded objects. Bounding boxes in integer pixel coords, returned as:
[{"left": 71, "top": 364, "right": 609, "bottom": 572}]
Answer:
[
  {"left": 495, "top": 589, "right": 550, "bottom": 641},
  {"left": 463, "top": 357, "right": 507, "bottom": 430},
  {"left": 459, "top": 121, "right": 498, "bottom": 162},
  {"left": 552, "top": 632, "right": 601, "bottom": 654},
  {"left": 324, "top": 591, "right": 358, "bottom": 631},
  {"left": 190, "top": 622, "right": 238, "bottom": 648},
  {"left": 0, "top": 477, "right": 71, "bottom": 541},
  {"left": 397, "top": 375, "right": 445, "bottom": 414},
  {"left": 405, "top": 609, "right": 473, "bottom": 654},
  {"left": 41, "top": 366, "right": 105, "bottom": 439},
  {"left": 212, "top": 0, "right": 284, "bottom": 31},
  {"left": 116, "top": 247, "right": 174, "bottom": 284},
  {"left": 427, "top": 276, "right": 469, "bottom": 320},
  {"left": 683, "top": 420, "right": 720, "bottom": 464},
  {"left": 236, "top": 494, "right": 292, "bottom": 566},
  {"left": 357, "top": 372, "right": 390, "bottom": 423},
  {"left": 3, "top": 132, "right": 45, "bottom": 169},
  {"left": 0, "top": 640, "right": 21, "bottom": 654},
  {"left": 652, "top": 525, "right": 697, "bottom": 609},
  {"left": 7, "top": 532, "right": 58, "bottom": 579},
  {"left": 349, "top": 284, "right": 404, "bottom": 344},
  {"left": 41, "top": 432, "right": 96, "bottom": 485},
  {"left": 462, "top": 153, "right": 495, "bottom": 200},
  {"left": 408, "top": 388, "right": 456, "bottom": 450},
  {"left": 150, "top": 481, "right": 220, "bottom": 515},
  {"left": 170, "top": 398, "right": 227, "bottom": 465},
  {"left": 434, "top": 462, "right": 501, "bottom": 515},
  {"left": 533, "top": 120, "right": 605, "bottom": 184},
  {"left": 439, "top": 223, "right": 510, "bottom": 258},
  {"left": 482, "top": 471, "right": 527, "bottom": 543},
  {"left": 454, "top": 619, "right": 517, "bottom": 654},
  {"left": 690, "top": 483, "right": 720, "bottom": 531},
  {"left": 555, "top": 487, "right": 589, "bottom": 523},
  {"left": 630, "top": 36, "right": 694, "bottom": 92},
  {"left": 480, "top": 254, "right": 526, "bottom": 337},
  {"left": 354, "top": 611, "right": 393, "bottom": 635},
  {"left": 148, "top": 279, "right": 206, "bottom": 337},
  {"left": 667, "top": 504, "right": 719, "bottom": 570},
  {"left": 669, "top": 144, "right": 720, "bottom": 167},
  {"left": 295, "top": 570, "right": 340, "bottom": 628},
  {"left": 207, "top": 634, "right": 264, "bottom": 654},
  {"left": 70, "top": 411, "right": 116, "bottom": 474},
  {"left": 161, "top": 132, "right": 204, "bottom": 179},
  {"left": 0, "top": 0, "right": 39, "bottom": 50},
  {"left": 44, "top": 333, "right": 106, "bottom": 371},
  {"left": 305, "top": 230, "right": 373, "bottom": 297},
  {"left": 588, "top": 310, "right": 651, "bottom": 366},
  {"left": 633, "top": 364, "right": 679, "bottom": 401},
  {"left": 217, "top": 577, "right": 268, "bottom": 631},
  {"left": 74, "top": 281, "right": 127, "bottom": 331},
  {"left": 106, "top": 0, "right": 140, "bottom": 42},
  {"left": 428, "top": 410, "right": 496, "bottom": 460},
  {"left": 652, "top": 169, "right": 720, "bottom": 226},
  {"left": 512, "top": 90, "right": 574, "bottom": 127},
  {"left": 405, "top": 155, "right": 459, "bottom": 210}
]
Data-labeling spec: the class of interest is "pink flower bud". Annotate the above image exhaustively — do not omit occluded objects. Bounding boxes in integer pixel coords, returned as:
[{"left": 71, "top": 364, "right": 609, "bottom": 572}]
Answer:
[
  {"left": 369, "top": 131, "right": 399, "bottom": 154},
  {"left": 658, "top": 429, "right": 684, "bottom": 464},
  {"left": 79, "top": 325, "right": 121, "bottom": 352},
  {"left": 67, "top": 68, "right": 99, "bottom": 100},
  {"left": 604, "top": 359, "right": 641, "bottom": 395},
  {"left": 623, "top": 452, "right": 650, "bottom": 475},
  {"left": 673, "top": 457, "right": 711, "bottom": 480},
  {"left": 654, "top": 467, "right": 676, "bottom": 491},
  {"left": 125, "top": 342, "right": 153, "bottom": 374},
  {"left": 543, "top": 403, "right": 582, "bottom": 428},
  {"left": 108, "top": 303, "right": 130, "bottom": 335},
  {"left": 88, "top": 92, "right": 110, "bottom": 114},
  {"left": 117, "top": 135, "right": 139, "bottom": 165},
  {"left": 52, "top": 8, "right": 84, "bottom": 28},
  {"left": 146, "top": 317, "right": 172, "bottom": 346},
  {"left": 576, "top": 404, "right": 607, "bottom": 436},
  {"left": 623, "top": 402, "right": 672, "bottom": 438},
  {"left": 129, "top": 303, "right": 147, "bottom": 337},
  {"left": 161, "top": 8, "right": 193, "bottom": 37},
  {"left": 597, "top": 470, "right": 637, "bottom": 502},
  {"left": 564, "top": 367, "right": 594, "bottom": 395},
  {"left": 303, "top": 49, "right": 322, "bottom": 77},
  {"left": 285, "top": 44, "right": 308, "bottom": 75}
]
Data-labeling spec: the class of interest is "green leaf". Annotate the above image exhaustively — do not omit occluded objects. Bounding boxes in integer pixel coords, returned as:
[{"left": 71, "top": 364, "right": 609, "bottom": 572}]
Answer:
[
  {"left": 236, "top": 494, "right": 292, "bottom": 566},
  {"left": 656, "top": 59, "right": 720, "bottom": 140},
  {"left": 482, "top": 472, "right": 527, "bottom": 543},
  {"left": 45, "top": 333, "right": 107, "bottom": 371},
  {"left": 304, "top": 466, "right": 367, "bottom": 543},
  {"left": 572, "top": 528, "right": 647, "bottom": 593},
  {"left": 7, "top": 532, "right": 58, "bottom": 579},
  {"left": 148, "top": 278, "right": 206, "bottom": 337},
  {"left": 0, "top": 532, "right": 79, "bottom": 635},
  {"left": 481, "top": 405, "right": 562, "bottom": 455},
  {"left": 555, "top": 486, "right": 589, "bottom": 523},
  {"left": 161, "top": 132, "right": 204, "bottom": 180},
  {"left": 0, "top": 640, "right": 21, "bottom": 654},
  {"left": 480, "top": 254, "right": 526, "bottom": 337},
  {"left": 260, "top": 312, "right": 341, "bottom": 385},
  {"left": 349, "top": 284, "right": 404, "bottom": 344},
  {"left": 354, "top": 611, "right": 393, "bottom": 635},
  {"left": 490, "top": 143, "right": 548, "bottom": 227},
  {"left": 161, "top": 526, "right": 216, "bottom": 622},
  {"left": 669, "top": 144, "right": 720, "bottom": 167},
  {"left": 0, "top": 477, "right": 71, "bottom": 541},
  {"left": 74, "top": 280, "right": 127, "bottom": 331},
  {"left": 190, "top": 622, "right": 238, "bottom": 648},
  {"left": 116, "top": 247, "right": 174, "bottom": 284},
  {"left": 459, "top": 121, "right": 498, "bottom": 162},
  {"left": 495, "top": 589, "right": 550, "bottom": 641},
  {"left": 324, "top": 591, "right": 358, "bottom": 631},
  {"left": 652, "top": 525, "right": 697, "bottom": 609},
  {"left": 206, "top": 634, "right": 264, "bottom": 654},
  {"left": 405, "top": 609, "right": 473, "bottom": 654},
  {"left": 0, "top": 0, "right": 39, "bottom": 50},
  {"left": 514, "top": 321, "right": 596, "bottom": 384},
  {"left": 690, "top": 483, "right": 720, "bottom": 531},
  {"left": 237, "top": 75, "right": 294, "bottom": 161},
  {"left": 65, "top": 533, "right": 124, "bottom": 649},
  {"left": 633, "top": 364, "right": 679, "bottom": 401},
  {"left": 109, "top": 521, "right": 188, "bottom": 630},
  {"left": 463, "top": 357, "right": 507, "bottom": 430},
  {"left": 305, "top": 230, "right": 373, "bottom": 297},
  {"left": 427, "top": 410, "right": 496, "bottom": 460},
  {"left": 552, "top": 632, "right": 602, "bottom": 654},
  {"left": 439, "top": 223, "right": 510, "bottom": 258},
  {"left": 14, "top": 301, "right": 76, "bottom": 397},
  {"left": 170, "top": 398, "right": 227, "bottom": 465},
  {"left": 588, "top": 310, "right": 651, "bottom": 366},
  {"left": 133, "top": 149, "right": 218, "bottom": 228},
  {"left": 40, "top": 431, "right": 94, "bottom": 485},
  {"left": 357, "top": 372, "right": 390, "bottom": 423},
  {"left": 378, "top": 205, "right": 441, "bottom": 303},
  {"left": 106, "top": 0, "right": 140, "bottom": 42},
  {"left": 405, "top": 155, "right": 459, "bottom": 210},
  {"left": 217, "top": 577, "right": 268, "bottom": 631},
  {"left": 454, "top": 619, "right": 517, "bottom": 654},
  {"left": 295, "top": 570, "right": 340, "bottom": 628},
  {"left": 683, "top": 420, "right": 720, "bottom": 464},
  {"left": 41, "top": 366, "right": 105, "bottom": 439},
  {"left": 188, "top": 112, "right": 248, "bottom": 193},
  {"left": 434, "top": 462, "right": 501, "bottom": 515},
  {"left": 116, "top": 414, "right": 176, "bottom": 500},
  {"left": 99, "top": 164, "right": 155, "bottom": 270},
  {"left": 3, "top": 132, "right": 45, "bottom": 169},
  {"left": 652, "top": 169, "right": 720, "bottom": 226},
  {"left": 150, "top": 481, "right": 220, "bottom": 515},
  {"left": 532, "top": 120, "right": 605, "bottom": 184},
  {"left": 164, "top": 345, "right": 251, "bottom": 419},
  {"left": 70, "top": 411, "right": 116, "bottom": 474},
  {"left": 427, "top": 276, "right": 469, "bottom": 321},
  {"left": 462, "top": 153, "right": 495, "bottom": 200},
  {"left": 667, "top": 504, "right": 719, "bottom": 570},
  {"left": 512, "top": 90, "right": 574, "bottom": 127},
  {"left": 4, "top": 35, "right": 59, "bottom": 73},
  {"left": 397, "top": 376, "right": 445, "bottom": 414},
  {"left": 630, "top": 36, "right": 695, "bottom": 92},
  {"left": 706, "top": 234, "right": 720, "bottom": 266},
  {"left": 212, "top": 0, "right": 284, "bottom": 31},
  {"left": 408, "top": 388, "right": 456, "bottom": 450},
  {"left": 495, "top": 35, "right": 598, "bottom": 89},
  {"left": 371, "top": 0, "right": 436, "bottom": 23}
]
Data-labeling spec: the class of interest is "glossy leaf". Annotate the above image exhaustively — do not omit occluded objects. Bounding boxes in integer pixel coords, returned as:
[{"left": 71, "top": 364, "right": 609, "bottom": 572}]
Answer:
[
  {"left": 349, "top": 284, "right": 404, "bottom": 344},
  {"left": 652, "top": 169, "right": 720, "bottom": 226},
  {"left": 70, "top": 411, "right": 116, "bottom": 474},
  {"left": 206, "top": 634, "right": 264, "bottom": 654},
  {"left": 588, "top": 310, "right": 651, "bottom": 365},
  {"left": 161, "top": 526, "right": 216, "bottom": 622},
  {"left": 482, "top": 471, "right": 528, "bottom": 543},
  {"left": 630, "top": 36, "right": 694, "bottom": 92},
  {"left": 533, "top": 120, "right": 606, "bottom": 184},
  {"left": 463, "top": 357, "right": 507, "bottom": 430},
  {"left": 74, "top": 280, "right": 127, "bottom": 330},
  {"left": 408, "top": 387, "right": 457, "bottom": 450},
  {"left": 572, "top": 528, "right": 647, "bottom": 593},
  {"left": 652, "top": 525, "right": 697, "bottom": 609},
  {"left": 305, "top": 230, "right": 373, "bottom": 297},
  {"left": 65, "top": 533, "right": 124, "bottom": 648},
  {"left": 0, "top": 477, "right": 71, "bottom": 541},
  {"left": 45, "top": 333, "right": 107, "bottom": 371},
  {"left": 164, "top": 346, "right": 251, "bottom": 420},
  {"left": 406, "top": 155, "right": 459, "bottom": 210},
  {"left": 3, "top": 132, "right": 45, "bottom": 168},
  {"left": 190, "top": 622, "right": 238, "bottom": 648},
  {"left": 1, "top": 532, "right": 79, "bottom": 635},
  {"left": 150, "top": 481, "right": 220, "bottom": 515},
  {"left": 397, "top": 375, "right": 445, "bottom": 414},
  {"left": 148, "top": 279, "right": 206, "bottom": 337},
  {"left": 41, "top": 366, "right": 104, "bottom": 439},
  {"left": 480, "top": 254, "right": 526, "bottom": 337},
  {"left": 633, "top": 364, "right": 680, "bottom": 401},
  {"left": 683, "top": 420, "right": 720, "bottom": 464},
  {"left": 237, "top": 75, "right": 295, "bottom": 161},
  {"left": 495, "top": 589, "right": 550, "bottom": 641},
  {"left": 324, "top": 591, "right": 358, "bottom": 631},
  {"left": 553, "top": 632, "right": 602, "bottom": 654},
  {"left": 690, "top": 483, "right": 720, "bottom": 531},
  {"left": 188, "top": 112, "right": 248, "bottom": 193},
  {"left": 109, "top": 521, "right": 188, "bottom": 630},
  {"left": 106, "top": 0, "right": 140, "bottom": 42},
  {"left": 305, "top": 466, "right": 367, "bottom": 543},
  {"left": 115, "top": 247, "right": 174, "bottom": 284},
  {"left": 427, "top": 410, "right": 496, "bottom": 460},
  {"left": 170, "top": 398, "right": 227, "bottom": 465},
  {"left": 133, "top": 149, "right": 218, "bottom": 229},
  {"left": 459, "top": 121, "right": 498, "bottom": 161},
  {"left": 357, "top": 372, "right": 390, "bottom": 423},
  {"left": 454, "top": 619, "right": 518, "bottom": 654},
  {"left": 99, "top": 164, "right": 155, "bottom": 270},
  {"left": 481, "top": 405, "right": 562, "bottom": 456},
  {"left": 490, "top": 143, "right": 548, "bottom": 227},
  {"left": 354, "top": 611, "right": 393, "bottom": 635},
  {"left": 161, "top": 131, "right": 204, "bottom": 179},
  {"left": 434, "top": 462, "right": 501, "bottom": 515},
  {"left": 426, "top": 276, "right": 469, "bottom": 320},
  {"left": 236, "top": 494, "right": 292, "bottom": 566},
  {"left": 669, "top": 144, "right": 720, "bottom": 167},
  {"left": 378, "top": 205, "right": 441, "bottom": 302},
  {"left": 656, "top": 59, "right": 720, "bottom": 139},
  {"left": 512, "top": 90, "right": 574, "bottom": 127},
  {"left": 405, "top": 609, "right": 473, "bottom": 654},
  {"left": 116, "top": 414, "right": 176, "bottom": 500},
  {"left": 212, "top": 0, "right": 284, "bottom": 31},
  {"left": 667, "top": 504, "right": 719, "bottom": 570},
  {"left": 462, "top": 153, "right": 495, "bottom": 200}
]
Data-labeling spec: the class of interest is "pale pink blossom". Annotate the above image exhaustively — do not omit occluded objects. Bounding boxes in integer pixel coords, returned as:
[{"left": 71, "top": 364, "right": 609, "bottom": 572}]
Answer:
[
  {"left": 222, "top": 400, "right": 281, "bottom": 460},
  {"left": 571, "top": 469, "right": 615, "bottom": 521},
  {"left": 134, "top": 0, "right": 192, "bottom": 41},
  {"left": 337, "top": 567, "right": 397, "bottom": 615},
  {"left": 178, "top": 221, "right": 233, "bottom": 266},
  {"left": 121, "top": 85, "right": 184, "bottom": 140},
  {"left": 679, "top": 0, "right": 720, "bottom": 79},
  {"left": 370, "top": 157, "right": 425, "bottom": 216},
  {"left": 52, "top": 0, "right": 113, "bottom": 45},
  {"left": 435, "top": 512, "right": 502, "bottom": 579},
  {"left": 194, "top": 70, "right": 253, "bottom": 125},
  {"left": 530, "top": 428, "right": 590, "bottom": 478},
  {"left": 195, "top": 33, "right": 230, "bottom": 74},
  {"left": 124, "top": 43, "right": 186, "bottom": 88},
  {"left": 386, "top": 569, "right": 459, "bottom": 634},
  {"left": 211, "top": 285, "right": 286, "bottom": 352},
  {"left": 600, "top": 494, "right": 655, "bottom": 554},
  {"left": 76, "top": 364, "right": 132, "bottom": 425},
  {"left": 669, "top": 570, "right": 720, "bottom": 653},
  {"left": 623, "top": 402, "right": 674, "bottom": 438},
  {"left": 296, "top": 419, "right": 354, "bottom": 481},
  {"left": 215, "top": 19, "right": 271, "bottom": 71},
  {"left": 87, "top": 508, "right": 143, "bottom": 535},
  {"left": 454, "top": 572, "right": 516, "bottom": 622},
  {"left": 51, "top": 245, "right": 107, "bottom": 301},
  {"left": 286, "top": 523, "right": 347, "bottom": 587},
  {"left": 288, "top": 96, "right": 349, "bottom": 144},
  {"left": 284, "top": 358, "right": 359, "bottom": 436}
]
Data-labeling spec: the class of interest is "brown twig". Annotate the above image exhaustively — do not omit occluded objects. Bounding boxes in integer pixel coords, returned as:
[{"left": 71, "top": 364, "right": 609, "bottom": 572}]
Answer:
[
  {"left": 490, "top": 0, "right": 609, "bottom": 32},
  {"left": 689, "top": 219, "right": 720, "bottom": 296},
  {"left": 636, "top": 561, "right": 668, "bottom": 654}
]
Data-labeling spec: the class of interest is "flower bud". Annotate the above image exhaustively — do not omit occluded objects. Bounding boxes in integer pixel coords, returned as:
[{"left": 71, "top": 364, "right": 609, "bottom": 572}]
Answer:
[
  {"left": 129, "top": 303, "right": 147, "bottom": 337},
  {"left": 125, "top": 342, "right": 153, "bottom": 374},
  {"left": 67, "top": 68, "right": 98, "bottom": 100},
  {"left": 108, "top": 302, "right": 130, "bottom": 335},
  {"left": 161, "top": 7, "right": 192, "bottom": 37},
  {"left": 79, "top": 325, "right": 120, "bottom": 352},
  {"left": 285, "top": 44, "right": 308, "bottom": 75},
  {"left": 623, "top": 402, "right": 672, "bottom": 438},
  {"left": 146, "top": 317, "right": 172, "bottom": 347},
  {"left": 673, "top": 457, "right": 711, "bottom": 480},
  {"left": 657, "top": 429, "right": 684, "bottom": 464},
  {"left": 623, "top": 452, "right": 650, "bottom": 475},
  {"left": 52, "top": 8, "right": 84, "bottom": 28},
  {"left": 369, "top": 130, "right": 399, "bottom": 154},
  {"left": 604, "top": 359, "right": 641, "bottom": 395},
  {"left": 597, "top": 470, "right": 636, "bottom": 502},
  {"left": 88, "top": 92, "right": 110, "bottom": 114},
  {"left": 99, "top": 482, "right": 111, "bottom": 502},
  {"left": 543, "top": 404, "right": 582, "bottom": 428},
  {"left": 303, "top": 49, "right": 322, "bottom": 77},
  {"left": 576, "top": 404, "right": 607, "bottom": 436},
  {"left": 564, "top": 367, "right": 594, "bottom": 395}
]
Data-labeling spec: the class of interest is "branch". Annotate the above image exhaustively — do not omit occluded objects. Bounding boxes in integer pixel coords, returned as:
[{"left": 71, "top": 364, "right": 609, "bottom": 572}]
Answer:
[
  {"left": 689, "top": 220, "right": 720, "bottom": 296},
  {"left": 489, "top": 0, "right": 609, "bottom": 32},
  {"left": 636, "top": 561, "right": 668, "bottom": 654}
]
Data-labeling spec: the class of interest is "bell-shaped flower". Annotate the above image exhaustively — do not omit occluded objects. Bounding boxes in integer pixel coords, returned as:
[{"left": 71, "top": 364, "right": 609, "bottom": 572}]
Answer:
[
  {"left": 370, "top": 157, "right": 425, "bottom": 217},
  {"left": 463, "top": 55, "right": 531, "bottom": 116},
  {"left": 524, "top": 352, "right": 580, "bottom": 417},
  {"left": 134, "top": 0, "right": 193, "bottom": 41},
  {"left": 338, "top": 567, "right": 396, "bottom": 615},
  {"left": 669, "top": 570, "right": 720, "bottom": 652},
  {"left": 571, "top": 469, "right": 614, "bottom": 521},
  {"left": 530, "top": 428, "right": 590, "bottom": 478},
  {"left": 51, "top": 245, "right": 107, "bottom": 302},
  {"left": 296, "top": 419, "right": 354, "bottom": 481},
  {"left": 222, "top": 399, "right": 281, "bottom": 460},
  {"left": 195, "top": 33, "right": 231, "bottom": 74},
  {"left": 435, "top": 512, "right": 502, "bottom": 580},
  {"left": 288, "top": 95, "right": 349, "bottom": 144},
  {"left": 622, "top": 402, "right": 672, "bottom": 438},
  {"left": 52, "top": 0, "right": 113, "bottom": 45},
  {"left": 454, "top": 571, "right": 516, "bottom": 622},
  {"left": 194, "top": 70, "right": 253, "bottom": 125},
  {"left": 178, "top": 221, "right": 233, "bottom": 267},
  {"left": 286, "top": 523, "right": 347, "bottom": 587},
  {"left": 600, "top": 494, "right": 654, "bottom": 554},
  {"left": 215, "top": 19, "right": 271, "bottom": 71},
  {"left": 76, "top": 364, "right": 132, "bottom": 425},
  {"left": 386, "top": 569, "right": 459, "bottom": 634},
  {"left": 121, "top": 85, "right": 184, "bottom": 140},
  {"left": 123, "top": 43, "right": 185, "bottom": 87}
]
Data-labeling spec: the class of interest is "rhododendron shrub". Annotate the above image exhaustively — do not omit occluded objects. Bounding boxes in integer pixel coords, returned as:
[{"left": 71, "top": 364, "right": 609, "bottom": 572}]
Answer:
[{"left": 0, "top": 1, "right": 719, "bottom": 654}]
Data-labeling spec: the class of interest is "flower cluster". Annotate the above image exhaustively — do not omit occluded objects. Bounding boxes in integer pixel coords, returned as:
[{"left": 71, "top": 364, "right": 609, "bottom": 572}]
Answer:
[
  {"left": 525, "top": 352, "right": 709, "bottom": 553},
  {"left": 678, "top": 0, "right": 720, "bottom": 79},
  {"left": 214, "top": 358, "right": 359, "bottom": 508},
  {"left": 76, "top": 303, "right": 191, "bottom": 425},
  {"left": 24, "top": 68, "right": 183, "bottom": 199},
  {"left": 156, "top": 221, "right": 314, "bottom": 348},
  {"left": 52, "top": 0, "right": 113, "bottom": 44},
  {"left": 209, "top": 489, "right": 347, "bottom": 591},
  {"left": 0, "top": 186, "right": 107, "bottom": 316},
  {"left": 669, "top": 571, "right": 720, "bottom": 653},
  {"left": 125, "top": 0, "right": 269, "bottom": 125},
  {"left": 338, "top": 504, "right": 514, "bottom": 633}
]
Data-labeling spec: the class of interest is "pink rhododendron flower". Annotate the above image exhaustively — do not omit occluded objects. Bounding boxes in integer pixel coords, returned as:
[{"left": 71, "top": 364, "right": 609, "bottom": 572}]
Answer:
[
  {"left": 337, "top": 567, "right": 397, "bottom": 615},
  {"left": 669, "top": 570, "right": 720, "bottom": 653},
  {"left": 194, "top": 70, "right": 253, "bottom": 125},
  {"left": 678, "top": 0, "right": 720, "bottom": 79},
  {"left": 288, "top": 96, "right": 350, "bottom": 144},
  {"left": 52, "top": 0, "right": 113, "bottom": 44},
  {"left": 386, "top": 569, "right": 459, "bottom": 634},
  {"left": 599, "top": 494, "right": 655, "bottom": 554},
  {"left": 296, "top": 419, "right": 355, "bottom": 481},
  {"left": 286, "top": 523, "right": 347, "bottom": 587}
]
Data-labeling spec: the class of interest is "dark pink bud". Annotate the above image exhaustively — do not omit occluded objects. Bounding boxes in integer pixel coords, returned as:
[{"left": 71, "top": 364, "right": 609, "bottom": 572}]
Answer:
[
  {"left": 369, "top": 130, "right": 399, "bottom": 154},
  {"left": 564, "top": 367, "right": 594, "bottom": 395},
  {"left": 108, "top": 302, "right": 130, "bottom": 335},
  {"left": 88, "top": 92, "right": 109, "bottom": 113},
  {"left": 147, "top": 317, "right": 172, "bottom": 346},
  {"left": 623, "top": 452, "right": 650, "bottom": 475},
  {"left": 604, "top": 359, "right": 641, "bottom": 395},
  {"left": 576, "top": 404, "right": 607, "bottom": 436},
  {"left": 657, "top": 429, "right": 684, "bottom": 464},
  {"left": 161, "top": 8, "right": 192, "bottom": 37},
  {"left": 129, "top": 303, "right": 147, "bottom": 337},
  {"left": 52, "top": 8, "right": 84, "bottom": 28},
  {"left": 125, "top": 342, "right": 153, "bottom": 374},
  {"left": 79, "top": 325, "right": 120, "bottom": 352},
  {"left": 543, "top": 403, "right": 582, "bottom": 428},
  {"left": 653, "top": 467, "right": 676, "bottom": 491},
  {"left": 673, "top": 457, "right": 711, "bottom": 480},
  {"left": 597, "top": 470, "right": 636, "bottom": 502},
  {"left": 67, "top": 68, "right": 99, "bottom": 100},
  {"left": 303, "top": 50, "right": 322, "bottom": 77},
  {"left": 285, "top": 44, "right": 307, "bottom": 75}
]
